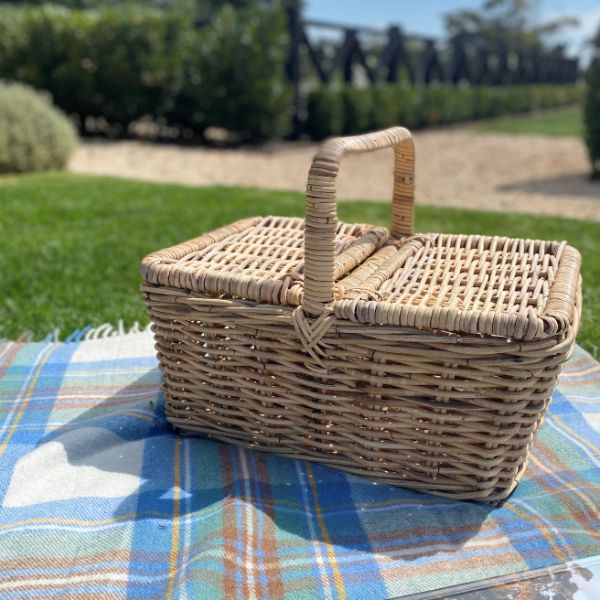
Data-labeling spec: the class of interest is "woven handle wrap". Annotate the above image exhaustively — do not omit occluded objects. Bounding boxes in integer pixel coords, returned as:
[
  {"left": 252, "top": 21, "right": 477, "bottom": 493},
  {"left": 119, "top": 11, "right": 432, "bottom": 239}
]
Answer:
[{"left": 303, "top": 126, "right": 415, "bottom": 317}]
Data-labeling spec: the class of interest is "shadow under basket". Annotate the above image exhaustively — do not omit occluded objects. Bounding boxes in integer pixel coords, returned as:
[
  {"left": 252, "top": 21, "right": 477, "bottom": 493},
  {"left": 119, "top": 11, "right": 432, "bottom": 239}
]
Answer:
[{"left": 141, "top": 126, "right": 581, "bottom": 504}]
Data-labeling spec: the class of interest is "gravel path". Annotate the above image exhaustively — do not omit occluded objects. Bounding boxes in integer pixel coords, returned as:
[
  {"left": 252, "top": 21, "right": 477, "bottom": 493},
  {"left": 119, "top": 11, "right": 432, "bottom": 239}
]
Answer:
[{"left": 69, "top": 130, "right": 600, "bottom": 222}]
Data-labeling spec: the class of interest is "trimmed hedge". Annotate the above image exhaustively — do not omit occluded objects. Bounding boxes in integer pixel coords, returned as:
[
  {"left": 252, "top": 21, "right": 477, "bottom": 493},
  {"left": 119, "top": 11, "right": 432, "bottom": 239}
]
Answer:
[
  {"left": 0, "top": 80, "right": 77, "bottom": 173},
  {"left": 306, "top": 84, "right": 584, "bottom": 140},
  {"left": 0, "top": 5, "right": 184, "bottom": 133},
  {"left": 0, "top": 3, "right": 291, "bottom": 141},
  {"left": 585, "top": 59, "right": 600, "bottom": 178},
  {"left": 166, "top": 4, "right": 291, "bottom": 141}
]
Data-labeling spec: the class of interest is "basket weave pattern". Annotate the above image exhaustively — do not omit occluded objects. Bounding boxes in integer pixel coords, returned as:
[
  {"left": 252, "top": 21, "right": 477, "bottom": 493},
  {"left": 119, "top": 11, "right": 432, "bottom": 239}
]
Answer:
[{"left": 142, "top": 127, "right": 581, "bottom": 503}]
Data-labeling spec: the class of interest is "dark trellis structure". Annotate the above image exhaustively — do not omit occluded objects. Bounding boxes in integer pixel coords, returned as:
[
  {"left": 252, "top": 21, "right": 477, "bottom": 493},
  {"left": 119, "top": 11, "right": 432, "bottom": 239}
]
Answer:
[{"left": 287, "top": 8, "right": 580, "bottom": 135}]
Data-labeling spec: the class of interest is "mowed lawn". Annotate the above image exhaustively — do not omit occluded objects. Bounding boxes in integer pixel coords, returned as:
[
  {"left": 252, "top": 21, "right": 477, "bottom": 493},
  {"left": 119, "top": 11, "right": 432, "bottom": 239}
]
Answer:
[
  {"left": 472, "top": 105, "right": 583, "bottom": 136},
  {"left": 1, "top": 172, "right": 598, "bottom": 358}
]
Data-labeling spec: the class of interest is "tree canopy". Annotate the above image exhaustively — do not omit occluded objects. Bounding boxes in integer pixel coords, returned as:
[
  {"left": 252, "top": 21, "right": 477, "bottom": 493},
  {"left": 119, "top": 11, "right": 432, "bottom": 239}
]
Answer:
[{"left": 444, "top": 0, "right": 578, "bottom": 52}]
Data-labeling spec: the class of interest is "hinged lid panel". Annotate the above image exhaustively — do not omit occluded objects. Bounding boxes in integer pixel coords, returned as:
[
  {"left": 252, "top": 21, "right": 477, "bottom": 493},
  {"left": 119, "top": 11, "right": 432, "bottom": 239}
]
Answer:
[
  {"left": 334, "top": 233, "right": 581, "bottom": 341},
  {"left": 141, "top": 216, "right": 388, "bottom": 306}
]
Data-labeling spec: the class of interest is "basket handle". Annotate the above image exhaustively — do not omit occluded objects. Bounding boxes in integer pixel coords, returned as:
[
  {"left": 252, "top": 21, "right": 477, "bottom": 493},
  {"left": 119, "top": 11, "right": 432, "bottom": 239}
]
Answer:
[{"left": 303, "top": 126, "right": 415, "bottom": 316}]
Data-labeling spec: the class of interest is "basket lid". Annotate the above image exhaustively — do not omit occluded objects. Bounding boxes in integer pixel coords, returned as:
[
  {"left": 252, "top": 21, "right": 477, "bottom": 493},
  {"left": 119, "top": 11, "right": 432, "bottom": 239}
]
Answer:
[
  {"left": 334, "top": 233, "right": 580, "bottom": 341},
  {"left": 141, "top": 216, "right": 388, "bottom": 306}
]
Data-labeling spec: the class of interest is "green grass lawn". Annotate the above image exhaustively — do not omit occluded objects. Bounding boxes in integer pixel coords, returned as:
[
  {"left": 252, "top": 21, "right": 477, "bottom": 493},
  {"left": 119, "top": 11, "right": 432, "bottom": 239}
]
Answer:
[
  {"left": 472, "top": 105, "right": 583, "bottom": 137},
  {"left": 1, "top": 172, "right": 598, "bottom": 358}
]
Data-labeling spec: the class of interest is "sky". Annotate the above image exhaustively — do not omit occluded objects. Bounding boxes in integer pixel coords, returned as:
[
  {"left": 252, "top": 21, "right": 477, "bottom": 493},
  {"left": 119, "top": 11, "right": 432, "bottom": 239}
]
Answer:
[{"left": 304, "top": 0, "right": 600, "bottom": 62}]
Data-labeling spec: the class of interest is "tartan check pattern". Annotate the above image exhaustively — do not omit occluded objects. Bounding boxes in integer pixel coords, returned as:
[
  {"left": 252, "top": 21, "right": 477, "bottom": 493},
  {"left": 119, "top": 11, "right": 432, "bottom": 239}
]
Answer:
[{"left": 0, "top": 331, "right": 599, "bottom": 599}]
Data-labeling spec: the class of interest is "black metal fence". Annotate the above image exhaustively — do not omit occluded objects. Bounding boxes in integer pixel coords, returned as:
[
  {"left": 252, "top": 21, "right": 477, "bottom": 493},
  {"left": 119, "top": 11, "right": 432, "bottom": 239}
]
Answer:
[{"left": 286, "top": 7, "right": 580, "bottom": 135}]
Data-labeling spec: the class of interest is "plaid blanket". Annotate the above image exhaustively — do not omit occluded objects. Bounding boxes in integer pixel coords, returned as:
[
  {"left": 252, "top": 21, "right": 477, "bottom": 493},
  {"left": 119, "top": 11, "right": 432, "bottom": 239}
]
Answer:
[{"left": 1, "top": 330, "right": 599, "bottom": 599}]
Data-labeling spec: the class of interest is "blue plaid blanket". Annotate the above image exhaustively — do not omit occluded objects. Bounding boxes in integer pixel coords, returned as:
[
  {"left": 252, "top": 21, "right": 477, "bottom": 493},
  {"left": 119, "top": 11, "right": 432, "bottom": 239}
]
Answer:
[{"left": 1, "top": 330, "right": 599, "bottom": 599}]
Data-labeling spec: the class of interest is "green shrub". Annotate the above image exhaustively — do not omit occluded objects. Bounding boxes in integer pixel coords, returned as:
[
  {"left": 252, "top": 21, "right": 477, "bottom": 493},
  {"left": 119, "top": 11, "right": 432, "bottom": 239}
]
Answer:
[
  {"left": 585, "top": 60, "right": 600, "bottom": 178},
  {"left": 306, "top": 87, "right": 343, "bottom": 140},
  {"left": 419, "top": 87, "right": 475, "bottom": 126},
  {"left": 470, "top": 87, "right": 501, "bottom": 119},
  {"left": 340, "top": 87, "right": 372, "bottom": 134},
  {"left": 0, "top": 4, "right": 185, "bottom": 133},
  {"left": 369, "top": 85, "right": 399, "bottom": 130},
  {"left": 0, "top": 81, "right": 77, "bottom": 173},
  {"left": 395, "top": 88, "right": 423, "bottom": 128},
  {"left": 168, "top": 4, "right": 291, "bottom": 141},
  {"left": 0, "top": 3, "right": 290, "bottom": 142},
  {"left": 306, "top": 84, "right": 583, "bottom": 140}
]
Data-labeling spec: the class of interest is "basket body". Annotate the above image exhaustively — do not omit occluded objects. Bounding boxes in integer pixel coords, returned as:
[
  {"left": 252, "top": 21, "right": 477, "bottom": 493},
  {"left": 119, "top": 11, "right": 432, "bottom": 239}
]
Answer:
[
  {"left": 142, "top": 226, "right": 579, "bottom": 504},
  {"left": 141, "top": 128, "right": 581, "bottom": 503},
  {"left": 143, "top": 286, "right": 577, "bottom": 503}
]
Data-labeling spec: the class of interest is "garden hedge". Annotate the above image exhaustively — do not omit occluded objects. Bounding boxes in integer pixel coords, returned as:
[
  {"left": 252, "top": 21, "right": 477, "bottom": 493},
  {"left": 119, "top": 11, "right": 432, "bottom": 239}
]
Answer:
[
  {"left": 0, "top": 3, "right": 290, "bottom": 141},
  {"left": 0, "top": 5, "right": 184, "bottom": 133},
  {"left": 165, "top": 4, "right": 291, "bottom": 141},
  {"left": 306, "top": 84, "right": 583, "bottom": 140}
]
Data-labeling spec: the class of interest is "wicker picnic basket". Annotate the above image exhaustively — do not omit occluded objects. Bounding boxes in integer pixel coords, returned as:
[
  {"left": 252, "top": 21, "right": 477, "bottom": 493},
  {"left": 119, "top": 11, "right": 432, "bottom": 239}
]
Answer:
[{"left": 141, "top": 127, "right": 581, "bottom": 503}]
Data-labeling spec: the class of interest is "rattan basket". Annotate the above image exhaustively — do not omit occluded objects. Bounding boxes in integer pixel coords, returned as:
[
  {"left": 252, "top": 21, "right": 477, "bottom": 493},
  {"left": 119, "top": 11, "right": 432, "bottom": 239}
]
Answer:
[{"left": 141, "top": 127, "right": 581, "bottom": 503}]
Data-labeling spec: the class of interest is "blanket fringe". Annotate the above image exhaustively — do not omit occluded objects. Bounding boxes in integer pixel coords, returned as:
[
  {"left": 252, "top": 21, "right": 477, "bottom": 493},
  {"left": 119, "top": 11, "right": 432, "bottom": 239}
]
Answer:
[
  {"left": 83, "top": 320, "right": 152, "bottom": 340},
  {"left": 14, "top": 321, "right": 152, "bottom": 344}
]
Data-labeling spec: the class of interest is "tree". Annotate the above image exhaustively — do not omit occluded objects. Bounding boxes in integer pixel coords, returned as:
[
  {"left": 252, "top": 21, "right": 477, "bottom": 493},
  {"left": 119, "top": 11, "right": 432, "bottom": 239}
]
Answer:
[{"left": 444, "top": 0, "right": 579, "bottom": 52}]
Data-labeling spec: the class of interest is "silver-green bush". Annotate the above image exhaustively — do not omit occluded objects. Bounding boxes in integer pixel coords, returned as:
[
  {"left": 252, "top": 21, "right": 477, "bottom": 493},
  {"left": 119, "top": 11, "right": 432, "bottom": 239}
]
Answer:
[{"left": 0, "top": 81, "right": 78, "bottom": 173}]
